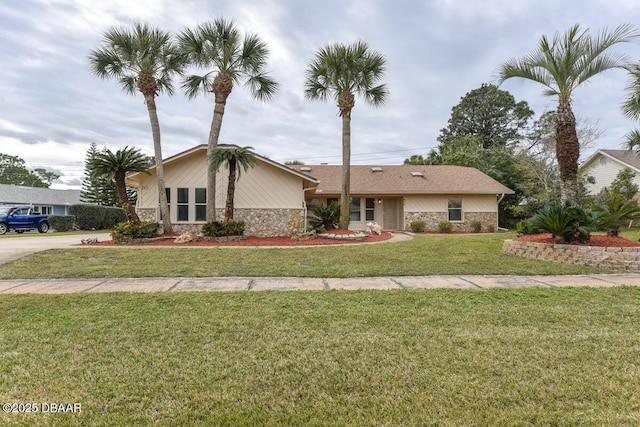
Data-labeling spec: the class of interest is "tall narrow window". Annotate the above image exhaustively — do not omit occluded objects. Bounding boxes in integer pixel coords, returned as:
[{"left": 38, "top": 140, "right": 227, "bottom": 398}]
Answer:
[
  {"left": 365, "top": 198, "right": 375, "bottom": 221},
  {"left": 448, "top": 197, "right": 462, "bottom": 221},
  {"left": 195, "top": 188, "right": 206, "bottom": 221},
  {"left": 349, "top": 197, "right": 361, "bottom": 221},
  {"left": 177, "top": 188, "right": 189, "bottom": 221}
]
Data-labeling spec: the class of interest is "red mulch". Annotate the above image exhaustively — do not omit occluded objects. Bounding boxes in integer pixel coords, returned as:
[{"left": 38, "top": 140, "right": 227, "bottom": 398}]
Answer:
[
  {"left": 91, "top": 230, "right": 393, "bottom": 247},
  {"left": 516, "top": 233, "right": 640, "bottom": 247}
]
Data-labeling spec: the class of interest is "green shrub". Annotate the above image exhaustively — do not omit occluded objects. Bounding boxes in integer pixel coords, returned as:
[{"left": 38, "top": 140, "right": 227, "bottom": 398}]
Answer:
[
  {"left": 470, "top": 220, "right": 482, "bottom": 233},
  {"left": 69, "top": 204, "right": 126, "bottom": 230},
  {"left": 309, "top": 202, "right": 340, "bottom": 232},
  {"left": 528, "top": 201, "right": 595, "bottom": 243},
  {"left": 487, "top": 224, "right": 496, "bottom": 233},
  {"left": 110, "top": 221, "right": 159, "bottom": 243},
  {"left": 438, "top": 220, "right": 452, "bottom": 233},
  {"left": 201, "top": 220, "right": 246, "bottom": 237},
  {"left": 593, "top": 198, "right": 640, "bottom": 236},
  {"left": 410, "top": 220, "right": 426, "bottom": 232},
  {"left": 516, "top": 219, "right": 539, "bottom": 236},
  {"left": 48, "top": 215, "right": 75, "bottom": 232}
]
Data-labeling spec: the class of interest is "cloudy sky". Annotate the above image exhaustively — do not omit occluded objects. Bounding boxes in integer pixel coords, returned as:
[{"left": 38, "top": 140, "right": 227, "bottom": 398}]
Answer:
[{"left": 2, "top": 0, "right": 640, "bottom": 189}]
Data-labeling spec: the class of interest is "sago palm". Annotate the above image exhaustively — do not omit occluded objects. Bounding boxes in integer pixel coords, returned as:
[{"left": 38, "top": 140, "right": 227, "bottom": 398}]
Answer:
[
  {"left": 498, "top": 23, "right": 639, "bottom": 201},
  {"left": 89, "top": 146, "right": 150, "bottom": 225},
  {"left": 304, "top": 41, "right": 388, "bottom": 229},
  {"left": 89, "top": 22, "right": 185, "bottom": 233},
  {"left": 210, "top": 146, "right": 257, "bottom": 221},
  {"left": 178, "top": 18, "right": 278, "bottom": 221}
]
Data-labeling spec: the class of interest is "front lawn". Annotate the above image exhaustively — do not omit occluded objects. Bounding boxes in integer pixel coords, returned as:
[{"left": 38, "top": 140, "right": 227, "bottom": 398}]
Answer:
[
  {"left": 1, "top": 288, "right": 639, "bottom": 425},
  {"left": 0, "top": 233, "right": 613, "bottom": 279}
]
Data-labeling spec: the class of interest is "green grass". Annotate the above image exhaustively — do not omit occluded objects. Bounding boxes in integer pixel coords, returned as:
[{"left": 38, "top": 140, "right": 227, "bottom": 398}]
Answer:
[
  {"left": 0, "top": 233, "right": 613, "bottom": 279},
  {"left": 1, "top": 288, "right": 640, "bottom": 425}
]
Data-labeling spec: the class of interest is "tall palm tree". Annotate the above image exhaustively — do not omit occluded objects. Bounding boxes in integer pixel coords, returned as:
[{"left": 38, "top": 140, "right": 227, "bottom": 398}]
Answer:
[
  {"left": 89, "top": 22, "right": 185, "bottom": 233},
  {"left": 498, "top": 23, "right": 639, "bottom": 200},
  {"left": 210, "top": 146, "right": 257, "bottom": 221},
  {"left": 623, "top": 65, "right": 640, "bottom": 150},
  {"left": 89, "top": 146, "right": 150, "bottom": 225},
  {"left": 178, "top": 18, "right": 278, "bottom": 221},
  {"left": 304, "top": 41, "right": 388, "bottom": 229}
]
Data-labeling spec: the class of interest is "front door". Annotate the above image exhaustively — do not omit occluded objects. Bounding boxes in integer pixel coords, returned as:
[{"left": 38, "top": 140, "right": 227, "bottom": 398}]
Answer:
[{"left": 381, "top": 197, "right": 402, "bottom": 230}]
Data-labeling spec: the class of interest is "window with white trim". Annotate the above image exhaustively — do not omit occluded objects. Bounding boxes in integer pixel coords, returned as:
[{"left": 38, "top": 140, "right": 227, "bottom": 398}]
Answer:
[
  {"left": 448, "top": 197, "right": 462, "bottom": 222},
  {"left": 33, "top": 205, "right": 53, "bottom": 215},
  {"left": 195, "top": 188, "right": 206, "bottom": 221},
  {"left": 177, "top": 188, "right": 189, "bottom": 221}
]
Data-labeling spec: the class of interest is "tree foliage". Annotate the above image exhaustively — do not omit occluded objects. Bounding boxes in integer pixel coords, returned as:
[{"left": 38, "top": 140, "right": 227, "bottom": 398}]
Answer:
[
  {"left": 0, "top": 153, "right": 59, "bottom": 187},
  {"left": 89, "top": 146, "right": 150, "bottom": 225},
  {"left": 210, "top": 146, "right": 257, "bottom": 221},
  {"left": 438, "top": 83, "right": 534, "bottom": 149},
  {"left": 498, "top": 23, "right": 640, "bottom": 200},
  {"left": 80, "top": 143, "right": 119, "bottom": 206}
]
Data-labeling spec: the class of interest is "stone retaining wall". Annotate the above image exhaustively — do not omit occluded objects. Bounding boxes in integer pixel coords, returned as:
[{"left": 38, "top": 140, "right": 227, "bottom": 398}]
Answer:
[{"left": 502, "top": 239, "right": 640, "bottom": 271}]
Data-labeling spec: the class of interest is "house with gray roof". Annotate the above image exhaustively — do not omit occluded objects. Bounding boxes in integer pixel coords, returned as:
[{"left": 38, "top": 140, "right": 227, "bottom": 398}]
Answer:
[
  {"left": 0, "top": 184, "right": 82, "bottom": 215},
  {"left": 580, "top": 149, "right": 640, "bottom": 197}
]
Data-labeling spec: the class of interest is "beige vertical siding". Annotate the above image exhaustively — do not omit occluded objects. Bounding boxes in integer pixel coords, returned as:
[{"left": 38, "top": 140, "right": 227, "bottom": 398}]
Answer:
[
  {"left": 134, "top": 150, "right": 304, "bottom": 220},
  {"left": 582, "top": 156, "right": 640, "bottom": 195},
  {"left": 405, "top": 194, "right": 497, "bottom": 213}
]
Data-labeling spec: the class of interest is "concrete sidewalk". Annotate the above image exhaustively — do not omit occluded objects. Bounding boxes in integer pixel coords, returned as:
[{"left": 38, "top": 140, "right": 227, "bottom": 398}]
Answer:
[{"left": 2, "top": 274, "right": 640, "bottom": 294}]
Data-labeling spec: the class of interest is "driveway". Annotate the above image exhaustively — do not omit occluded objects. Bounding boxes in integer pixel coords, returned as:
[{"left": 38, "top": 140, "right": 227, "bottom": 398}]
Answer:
[{"left": 0, "top": 231, "right": 111, "bottom": 264}]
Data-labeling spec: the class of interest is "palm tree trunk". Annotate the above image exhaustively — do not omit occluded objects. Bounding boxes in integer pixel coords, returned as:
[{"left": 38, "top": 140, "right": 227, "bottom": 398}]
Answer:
[
  {"left": 339, "top": 113, "right": 352, "bottom": 229},
  {"left": 145, "top": 94, "right": 173, "bottom": 233},
  {"left": 556, "top": 99, "right": 580, "bottom": 201},
  {"left": 206, "top": 100, "right": 226, "bottom": 221},
  {"left": 225, "top": 157, "right": 237, "bottom": 221},
  {"left": 115, "top": 172, "right": 141, "bottom": 225}
]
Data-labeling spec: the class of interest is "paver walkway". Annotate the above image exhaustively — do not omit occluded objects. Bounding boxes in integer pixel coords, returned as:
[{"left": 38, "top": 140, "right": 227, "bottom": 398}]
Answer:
[{"left": 1, "top": 274, "right": 640, "bottom": 294}]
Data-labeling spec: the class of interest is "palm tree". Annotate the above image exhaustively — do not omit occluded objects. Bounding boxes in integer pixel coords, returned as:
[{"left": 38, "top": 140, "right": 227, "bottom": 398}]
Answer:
[
  {"left": 623, "top": 65, "right": 640, "bottom": 150},
  {"left": 304, "top": 41, "right": 388, "bottom": 229},
  {"left": 210, "top": 146, "right": 257, "bottom": 221},
  {"left": 498, "top": 23, "right": 639, "bottom": 200},
  {"left": 89, "top": 146, "right": 150, "bottom": 225},
  {"left": 178, "top": 18, "right": 278, "bottom": 221},
  {"left": 89, "top": 22, "right": 185, "bottom": 233}
]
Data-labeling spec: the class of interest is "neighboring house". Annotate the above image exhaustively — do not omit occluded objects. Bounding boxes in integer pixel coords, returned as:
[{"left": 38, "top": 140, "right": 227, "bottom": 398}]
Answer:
[
  {"left": 290, "top": 164, "right": 514, "bottom": 232},
  {"left": 580, "top": 149, "right": 640, "bottom": 196},
  {"left": 0, "top": 184, "right": 81, "bottom": 215},
  {"left": 125, "top": 144, "right": 319, "bottom": 237},
  {"left": 126, "top": 144, "right": 514, "bottom": 236}
]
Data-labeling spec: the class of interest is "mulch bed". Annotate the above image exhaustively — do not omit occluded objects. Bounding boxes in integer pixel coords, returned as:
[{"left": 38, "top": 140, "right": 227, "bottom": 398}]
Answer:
[
  {"left": 91, "top": 230, "right": 393, "bottom": 247},
  {"left": 516, "top": 233, "right": 640, "bottom": 248}
]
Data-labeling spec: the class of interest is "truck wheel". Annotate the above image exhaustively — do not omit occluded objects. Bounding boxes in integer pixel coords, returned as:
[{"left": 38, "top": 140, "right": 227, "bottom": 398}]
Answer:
[
  {"left": 38, "top": 222, "right": 49, "bottom": 233},
  {"left": 0, "top": 223, "right": 7, "bottom": 235}
]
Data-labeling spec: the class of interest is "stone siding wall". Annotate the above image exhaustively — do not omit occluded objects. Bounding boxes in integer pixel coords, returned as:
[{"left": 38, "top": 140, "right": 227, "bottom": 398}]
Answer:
[
  {"left": 137, "top": 208, "right": 157, "bottom": 222},
  {"left": 502, "top": 239, "right": 640, "bottom": 271},
  {"left": 153, "top": 208, "right": 305, "bottom": 237},
  {"left": 405, "top": 211, "right": 497, "bottom": 232}
]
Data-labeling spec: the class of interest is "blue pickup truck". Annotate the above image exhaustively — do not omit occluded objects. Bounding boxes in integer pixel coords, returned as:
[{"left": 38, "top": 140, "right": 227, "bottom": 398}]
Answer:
[{"left": 0, "top": 205, "right": 50, "bottom": 234}]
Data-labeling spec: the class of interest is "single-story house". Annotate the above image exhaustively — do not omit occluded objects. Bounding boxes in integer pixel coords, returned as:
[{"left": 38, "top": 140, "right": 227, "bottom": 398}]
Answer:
[
  {"left": 0, "top": 184, "right": 81, "bottom": 215},
  {"left": 580, "top": 149, "right": 640, "bottom": 196},
  {"left": 126, "top": 144, "right": 319, "bottom": 236},
  {"left": 126, "top": 144, "right": 514, "bottom": 236},
  {"left": 290, "top": 164, "right": 514, "bottom": 232}
]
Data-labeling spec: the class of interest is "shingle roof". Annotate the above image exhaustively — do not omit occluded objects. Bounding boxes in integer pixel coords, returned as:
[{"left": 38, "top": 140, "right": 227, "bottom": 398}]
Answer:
[
  {"left": 597, "top": 150, "right": 640, "bottom": 170},
  {"left": 290, "top": 165, "right": 514, "bottom": 195},
  {"left": 0, "top": 184, "right": 82, "bottom": 206}
]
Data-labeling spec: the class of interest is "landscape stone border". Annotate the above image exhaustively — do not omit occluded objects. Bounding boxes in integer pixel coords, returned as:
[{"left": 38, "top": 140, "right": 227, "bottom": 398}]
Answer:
[{"left": 502, "top": 239, "right": 640, "bottom": 271}]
